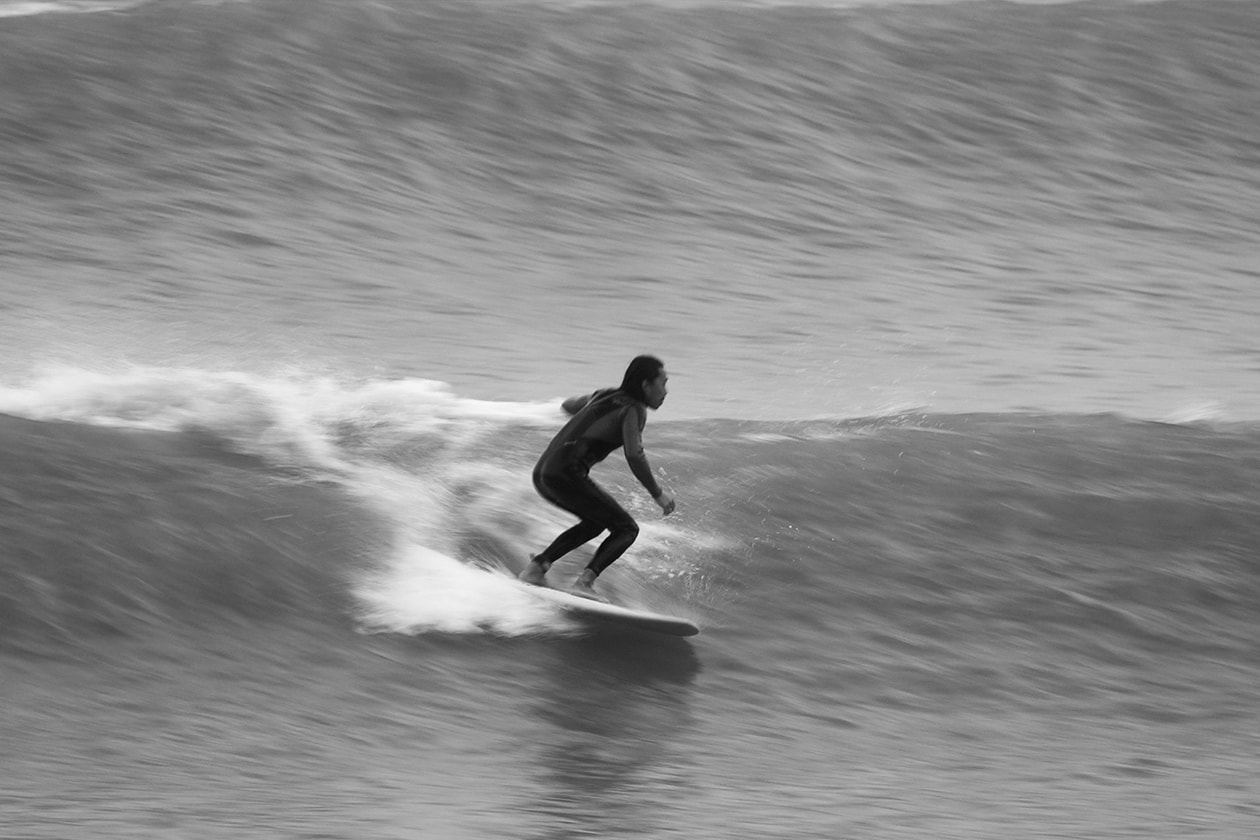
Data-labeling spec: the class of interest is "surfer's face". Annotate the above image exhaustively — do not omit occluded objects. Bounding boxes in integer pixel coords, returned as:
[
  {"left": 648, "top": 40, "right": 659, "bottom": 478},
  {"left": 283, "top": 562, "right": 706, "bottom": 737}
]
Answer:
[{"left": 643, "top": 370, "right": 668, "bottom": 409}]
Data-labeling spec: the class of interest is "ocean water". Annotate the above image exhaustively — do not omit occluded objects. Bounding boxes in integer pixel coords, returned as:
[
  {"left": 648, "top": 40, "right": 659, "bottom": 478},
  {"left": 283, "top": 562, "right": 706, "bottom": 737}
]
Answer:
[{"left": 3, "top": 0, "right": 1260, "bottom": 837}]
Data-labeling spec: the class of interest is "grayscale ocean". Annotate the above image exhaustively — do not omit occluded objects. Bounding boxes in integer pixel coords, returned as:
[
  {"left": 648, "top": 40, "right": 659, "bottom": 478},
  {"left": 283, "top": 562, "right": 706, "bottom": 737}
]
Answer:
[{"left": 2, "top": 0, "right": 1259, "bottom": 837}]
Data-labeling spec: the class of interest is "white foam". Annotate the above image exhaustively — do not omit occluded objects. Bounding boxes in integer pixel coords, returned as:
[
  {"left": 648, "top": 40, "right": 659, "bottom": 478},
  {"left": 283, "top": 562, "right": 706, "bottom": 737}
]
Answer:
[
  {"left": 0, "top": 363, "right": 724, "bottom": 636},
  {"left": 0, "top": 0, "right": 146, "bottom": 18},
  {"left": 0, "top": 364, "right": 564, "bottom": 468},
  {"left": 353, "top": 543, "right": 574, "bottom": 636},
  {"left": 1161, "top": 402, "right": 1229, "bottom": 426}
]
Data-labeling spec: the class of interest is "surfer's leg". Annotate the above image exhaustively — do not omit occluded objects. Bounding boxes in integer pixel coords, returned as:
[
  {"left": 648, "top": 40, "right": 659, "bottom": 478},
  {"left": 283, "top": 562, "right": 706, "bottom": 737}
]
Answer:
[
  {"left": 523, "top": 527, "right": 604, "bottom": 583},
  {"left": 585, "top": 513, "right": 639, "bottom": 575},
  {"left": 534, "top": 520, "right": 605, "bottom": 567},
  {"left": 571, "top": 520, "right": 637, "bottom": 597},
  {"left": 568, "top": 483, "right": 637, "bottom": 600},
  {"left": 522, "top": 470, "right": 608, "bottom": 583}
]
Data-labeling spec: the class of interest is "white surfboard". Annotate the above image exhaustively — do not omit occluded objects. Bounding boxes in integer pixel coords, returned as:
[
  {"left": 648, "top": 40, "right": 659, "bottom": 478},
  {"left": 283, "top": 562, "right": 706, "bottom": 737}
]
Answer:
[{"left": 519, "top": 582, "right": 699, "bottom": 637}]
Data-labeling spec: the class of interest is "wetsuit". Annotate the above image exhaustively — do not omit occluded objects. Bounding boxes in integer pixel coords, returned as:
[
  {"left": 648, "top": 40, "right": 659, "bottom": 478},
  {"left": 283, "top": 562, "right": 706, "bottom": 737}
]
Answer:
[{"left": 532, "top": 388, "right": 662, "bottom": 576}]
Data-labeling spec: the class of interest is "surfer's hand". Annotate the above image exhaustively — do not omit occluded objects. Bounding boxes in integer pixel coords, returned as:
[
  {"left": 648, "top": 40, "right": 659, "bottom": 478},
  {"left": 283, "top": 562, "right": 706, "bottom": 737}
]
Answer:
[{"left": 654, "top": 490, "right": 676, "bottom": 516}]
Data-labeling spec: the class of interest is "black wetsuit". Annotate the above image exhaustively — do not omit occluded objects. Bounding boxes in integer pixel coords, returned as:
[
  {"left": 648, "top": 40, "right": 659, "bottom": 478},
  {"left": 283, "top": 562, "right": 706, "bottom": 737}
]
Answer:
[{"left": 532, "top": 388, "right": 662, "bottom": 575}]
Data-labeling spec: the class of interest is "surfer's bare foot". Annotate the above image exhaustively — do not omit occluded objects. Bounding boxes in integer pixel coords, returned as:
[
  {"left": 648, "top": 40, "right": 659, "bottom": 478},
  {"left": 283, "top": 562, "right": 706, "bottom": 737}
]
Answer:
[
  {"left": 518, "top": 557, "right": 548, "bottom": 586},
  {"left": 569, "top": 569, "right": 609, "bottom": 603}
]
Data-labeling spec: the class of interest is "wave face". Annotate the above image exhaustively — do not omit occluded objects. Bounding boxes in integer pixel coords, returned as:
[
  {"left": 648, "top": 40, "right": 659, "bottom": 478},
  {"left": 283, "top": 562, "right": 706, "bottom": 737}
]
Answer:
[
  {"left": 3, "top": 369, "right": 1260, "bottom": 838},
  {"left": 4, "top": 368, "right": 1259, "bottom": 662}
]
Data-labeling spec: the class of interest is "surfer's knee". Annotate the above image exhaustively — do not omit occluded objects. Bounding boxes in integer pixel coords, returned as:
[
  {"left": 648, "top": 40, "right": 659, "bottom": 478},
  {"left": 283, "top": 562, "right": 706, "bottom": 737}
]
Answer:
[{"left": 614, "top": 517, "right": 639, "bottom": 544}]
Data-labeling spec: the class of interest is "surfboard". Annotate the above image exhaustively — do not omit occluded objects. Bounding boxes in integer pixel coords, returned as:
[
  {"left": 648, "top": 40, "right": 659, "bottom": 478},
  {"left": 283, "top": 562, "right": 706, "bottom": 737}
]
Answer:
[{"left": 518, "top": 582, "right": 699, "bottom": 637}]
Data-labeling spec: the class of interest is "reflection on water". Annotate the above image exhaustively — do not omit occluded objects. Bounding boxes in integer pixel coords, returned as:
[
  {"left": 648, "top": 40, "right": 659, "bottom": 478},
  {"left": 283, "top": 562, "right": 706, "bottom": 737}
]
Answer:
[{"left": 523, "top": 633, "right": 700, "bottom": 838}]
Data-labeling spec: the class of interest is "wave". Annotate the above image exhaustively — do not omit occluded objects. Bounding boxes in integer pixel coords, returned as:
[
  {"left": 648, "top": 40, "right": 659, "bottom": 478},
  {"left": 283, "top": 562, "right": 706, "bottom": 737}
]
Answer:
[
  {"left": 5, "top": 0, "right": 1258, "bottom": 431},
  {"left": 5, "top": 0, "right": 1256, "bottom": 232},
  {"left": 0, "top": 412, "right": 377, "bottom": 652},
  {"left": 3, "top": 365, "right": 1259, "bottom": 669},
  {"left": 0, "top": 366, "right": 723, "bottom": 649}
]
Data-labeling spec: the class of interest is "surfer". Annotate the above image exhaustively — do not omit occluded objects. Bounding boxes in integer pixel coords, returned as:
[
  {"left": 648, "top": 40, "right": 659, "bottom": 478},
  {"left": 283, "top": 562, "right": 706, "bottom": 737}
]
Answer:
[{"left": 519, "top": 355, "right": 676, "bottom": 600}]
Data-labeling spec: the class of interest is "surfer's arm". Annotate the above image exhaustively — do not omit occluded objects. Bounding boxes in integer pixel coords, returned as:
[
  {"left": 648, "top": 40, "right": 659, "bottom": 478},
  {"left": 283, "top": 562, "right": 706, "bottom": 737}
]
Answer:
[
  {"left": 562, "top": 394, "right": 591, "bottom": 416},
  {"left": 563, "top": 387, "right": 619, "bottom": 416},
  {"left": 621, "top": 406, "right": 673, "bottom": 514}
]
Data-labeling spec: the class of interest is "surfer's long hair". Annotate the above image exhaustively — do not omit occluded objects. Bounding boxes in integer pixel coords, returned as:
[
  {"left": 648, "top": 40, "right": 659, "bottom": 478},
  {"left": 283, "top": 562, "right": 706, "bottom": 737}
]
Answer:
[{"left": 619, "top": 355, "right": 664, "bottom": 403}]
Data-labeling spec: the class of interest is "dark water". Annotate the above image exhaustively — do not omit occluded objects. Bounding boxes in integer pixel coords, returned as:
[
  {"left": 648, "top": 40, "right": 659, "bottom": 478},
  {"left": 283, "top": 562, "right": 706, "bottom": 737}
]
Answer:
[{"left": 4, "top": 0, "right": 1260, "bottom": 836}]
